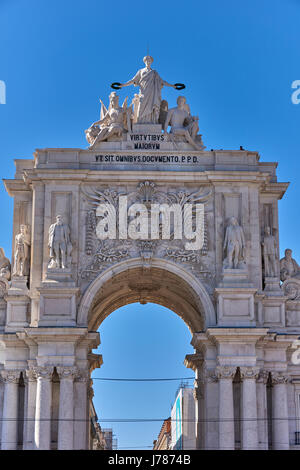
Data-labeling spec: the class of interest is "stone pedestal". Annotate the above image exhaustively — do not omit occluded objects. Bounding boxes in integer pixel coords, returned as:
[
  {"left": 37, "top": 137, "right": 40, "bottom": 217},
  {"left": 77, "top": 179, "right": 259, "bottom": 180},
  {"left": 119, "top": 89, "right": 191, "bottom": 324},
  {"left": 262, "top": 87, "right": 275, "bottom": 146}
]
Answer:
[
  {"left": 219, "top": 268, "right": 249, "bottom": 287},
  {"left": 132, "top": 123, "right": 162, "bottom": 134},
  {"left": 264, "top": 277, "right": 281, "bottom": 294},
  {"left": 45, "top": 268, "right": 72, "bottom": 282},
  {"left": 215, "top": 287, "right": 257, "bottom": 326},
  {"left": 5, "top": 277, "right": 29, "bottom": 332},
  {"left": 37, "top": 287, "right": 79, "bottom": 326}
]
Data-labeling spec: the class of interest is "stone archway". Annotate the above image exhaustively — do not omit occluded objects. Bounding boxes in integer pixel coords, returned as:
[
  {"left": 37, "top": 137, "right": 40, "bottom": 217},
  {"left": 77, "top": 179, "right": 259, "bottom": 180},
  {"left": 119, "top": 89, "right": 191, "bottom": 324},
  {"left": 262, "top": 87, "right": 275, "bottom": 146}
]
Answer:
[{"left": 78, "top": 258, "right": 216, "bottom": 333}]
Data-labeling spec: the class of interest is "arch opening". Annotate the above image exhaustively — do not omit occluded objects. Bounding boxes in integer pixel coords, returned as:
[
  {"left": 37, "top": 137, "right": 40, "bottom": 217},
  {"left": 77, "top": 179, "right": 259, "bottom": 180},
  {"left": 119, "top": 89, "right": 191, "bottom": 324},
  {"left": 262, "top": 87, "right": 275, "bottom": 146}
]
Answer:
[{"left": 78, "top": 258, "right": 216, "bottom": 333}]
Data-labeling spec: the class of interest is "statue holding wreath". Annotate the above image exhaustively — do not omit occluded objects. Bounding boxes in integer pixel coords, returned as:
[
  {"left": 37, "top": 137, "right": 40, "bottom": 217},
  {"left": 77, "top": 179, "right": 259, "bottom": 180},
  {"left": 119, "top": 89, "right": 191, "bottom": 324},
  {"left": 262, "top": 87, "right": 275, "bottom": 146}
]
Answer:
[{"left": 113, "top": 55, "right": 185, "bottom": 124}]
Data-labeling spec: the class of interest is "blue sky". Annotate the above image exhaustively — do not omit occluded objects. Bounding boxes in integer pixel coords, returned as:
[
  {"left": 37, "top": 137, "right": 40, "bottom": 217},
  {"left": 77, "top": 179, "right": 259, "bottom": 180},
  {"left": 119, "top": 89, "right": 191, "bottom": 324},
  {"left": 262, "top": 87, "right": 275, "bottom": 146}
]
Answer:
[{"left": 0, "top": 0, "right": 300, "bottom": 449}]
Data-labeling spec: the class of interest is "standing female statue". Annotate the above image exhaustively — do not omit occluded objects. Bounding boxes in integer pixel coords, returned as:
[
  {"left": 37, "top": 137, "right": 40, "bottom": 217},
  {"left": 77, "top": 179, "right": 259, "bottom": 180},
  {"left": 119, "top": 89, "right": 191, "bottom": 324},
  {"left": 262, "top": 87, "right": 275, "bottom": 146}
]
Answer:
[{"left": 118, "top": 56, "right": 177, "bottom": 124}]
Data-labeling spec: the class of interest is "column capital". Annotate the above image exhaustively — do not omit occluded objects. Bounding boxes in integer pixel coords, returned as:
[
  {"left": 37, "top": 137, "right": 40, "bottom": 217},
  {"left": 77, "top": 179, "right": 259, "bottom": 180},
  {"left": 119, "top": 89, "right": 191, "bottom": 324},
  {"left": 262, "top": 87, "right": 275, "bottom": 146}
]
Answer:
[
  {"left": 204, "top": 368, "right": 218, "bottom": 383},
  {"left": 216, "top": 366, "right": 236, "bottom": 380},
  {"left": 25, "top": 367, "right": 37, "bottom": 382},
  {"left": 34, "top": 366, "right": 53, "bottom": 380},
  {"left": 56, "top": 366, "right": 78, "bottom": 381},
  {"left": 272, "top": 372, "right": 290, "bottom": 385},
  {"left": 1, "top": 370, "right": 21, "bottom": 384},
  {"left": 75, "top": 369, "right": 90, "bottom": 383},
  {"left": 240, "top": 367, "right": 260, "bottom": 380},
  {"left": 256, "top": 370, "right": 269, "bottom": 384}
]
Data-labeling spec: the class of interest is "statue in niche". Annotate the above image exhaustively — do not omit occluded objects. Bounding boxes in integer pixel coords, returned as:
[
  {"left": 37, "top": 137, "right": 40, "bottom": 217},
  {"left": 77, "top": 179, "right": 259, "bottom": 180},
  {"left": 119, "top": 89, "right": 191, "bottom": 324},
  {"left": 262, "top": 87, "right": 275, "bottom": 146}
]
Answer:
[
  {"left": 262, "top": 227, "right": 278, "bottom": 277},
  {"left": 13, "top": 224, "right": 31, "bottom": 277},
  {"left": 0, "top": 248, "right": 11, "bottom": 280},
  {"left": 85, "top": 92, "right": 131, "bottom": 148},
  {"left": 223, "top": 217, "right": 245, "bottom": 269},
  {"left": 117, "top": 55, "right": 178, "bottom": 124},
  {"left": 280, "top": 248, "right": 300, "bottom": 282},
  {"left": 164, "top": 96, "right": 204, "bottom": 150},
  {"left": 48, "top": 215, "right": 72, "bottom": 270}
]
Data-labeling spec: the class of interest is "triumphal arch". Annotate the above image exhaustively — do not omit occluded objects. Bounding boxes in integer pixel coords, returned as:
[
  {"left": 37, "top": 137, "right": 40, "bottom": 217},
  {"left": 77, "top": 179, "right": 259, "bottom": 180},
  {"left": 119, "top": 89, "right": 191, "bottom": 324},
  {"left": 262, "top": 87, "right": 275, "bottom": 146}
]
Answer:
[{"left": 1, "top": 56, "right": 300, "bottom": 450}]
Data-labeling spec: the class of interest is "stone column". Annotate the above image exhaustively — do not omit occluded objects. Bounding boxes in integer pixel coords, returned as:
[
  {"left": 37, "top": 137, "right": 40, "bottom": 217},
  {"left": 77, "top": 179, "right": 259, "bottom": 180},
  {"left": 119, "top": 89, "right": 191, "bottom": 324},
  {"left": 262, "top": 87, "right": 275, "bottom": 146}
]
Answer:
[
  {"left": 256, "top": 370, "right": 268, "bottom": 450},
  {"left": 57, "top": 366, "right": 77, "bottom": 450},
  {"left": 87, "top": 379, "right": 94, "bottom": 450},
  {"left": 216, "top": 366, "right": 236, "bottom": 450},
  {"left": 184, "top": 354, "right": 203, "bottom": 449},
  {"left": 1, "top": 370, "right": 20, "bottom": 450},
  {"left": 272, "top": 373, "right": 290, "bottom": 450},
  {"left": 203, "top": 370, "right": 219, "bottom": 450},
  {"left": 240, "top": 367, "right": 259, "bottom": 449},
  {"left": 23, "top": 368, "right": 37, "bottom": 450},
  {"left": 74, "top": 370, "right": 89, "bottom": 450},
  {"left": 34, "top": 366, "right": 53, "bottom": 450}
]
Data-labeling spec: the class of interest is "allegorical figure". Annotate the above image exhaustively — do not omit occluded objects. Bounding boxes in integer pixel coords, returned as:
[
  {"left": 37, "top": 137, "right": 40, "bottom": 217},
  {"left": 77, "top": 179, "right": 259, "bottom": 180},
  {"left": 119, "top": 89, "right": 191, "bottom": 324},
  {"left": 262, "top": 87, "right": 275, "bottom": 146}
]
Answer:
[
  {"left": 48, "top": 215, "right": 72, "bottom": 269},
  {"left": 0, "top": 247, "right": 11, "bottom": 280},
  {"left": 13, "top": 224, "right": 31, "bottom": 277},
  {"left": 280, "top": 248, "right": 300, "bottom": 282},
  {"left": 262, "top": 227, "right": 278, "bottom": 277},
  {"left": 86, "top": 92, "right": 131, "bottom": 148},
  {"left": 164, "top": 96, "right": 204, "bottom": 150},
  {"left": 118, "top": 56, "right": 177, "bottom": 124},
  {"left": 223, "top": 217, "right": 245, "bottom": 269}
]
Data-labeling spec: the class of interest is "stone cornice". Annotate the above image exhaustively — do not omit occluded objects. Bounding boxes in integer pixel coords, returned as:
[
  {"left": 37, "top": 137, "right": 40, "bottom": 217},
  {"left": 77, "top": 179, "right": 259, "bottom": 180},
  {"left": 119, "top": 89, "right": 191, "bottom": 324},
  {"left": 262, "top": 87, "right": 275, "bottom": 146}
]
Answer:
[{"left": 184, "top": 353, "right": 203, "bottom": 371}]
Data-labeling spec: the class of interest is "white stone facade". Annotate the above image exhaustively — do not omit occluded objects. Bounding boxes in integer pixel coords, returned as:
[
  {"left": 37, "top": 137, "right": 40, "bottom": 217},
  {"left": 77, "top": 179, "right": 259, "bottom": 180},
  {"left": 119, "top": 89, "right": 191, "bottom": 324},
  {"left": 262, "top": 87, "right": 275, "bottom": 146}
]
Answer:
[{"left": 1, "top": 70, "right": 300, "bottom": 449}]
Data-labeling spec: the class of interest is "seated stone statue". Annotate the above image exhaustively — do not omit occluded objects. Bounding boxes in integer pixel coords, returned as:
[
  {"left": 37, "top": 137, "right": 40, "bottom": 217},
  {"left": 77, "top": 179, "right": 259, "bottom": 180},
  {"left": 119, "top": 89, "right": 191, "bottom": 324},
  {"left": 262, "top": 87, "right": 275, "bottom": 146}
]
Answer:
[
  {"left": 280, "top": 248, "right": 300, "bottom": 282},
  {"left": 164, "top": 96, "right": 204, "bottom": 150},
  {"left": 86, "top": 92, "right": 131, "bottom": 148}
]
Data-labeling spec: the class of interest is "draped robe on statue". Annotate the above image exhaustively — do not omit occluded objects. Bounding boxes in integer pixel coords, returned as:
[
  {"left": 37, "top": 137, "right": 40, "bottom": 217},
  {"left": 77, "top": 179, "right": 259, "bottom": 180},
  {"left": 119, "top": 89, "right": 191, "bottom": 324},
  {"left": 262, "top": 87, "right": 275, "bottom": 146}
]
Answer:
[{"left": 131, "top": 67, "right": 163, "bottom": 123}]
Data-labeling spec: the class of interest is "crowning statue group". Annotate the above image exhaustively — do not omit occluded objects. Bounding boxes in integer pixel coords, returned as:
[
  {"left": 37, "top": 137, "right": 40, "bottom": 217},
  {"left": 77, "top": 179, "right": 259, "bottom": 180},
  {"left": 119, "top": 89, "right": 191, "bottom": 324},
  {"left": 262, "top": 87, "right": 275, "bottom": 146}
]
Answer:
[{"left": 85, "top": 56, "right": 204, "bottom": 150}]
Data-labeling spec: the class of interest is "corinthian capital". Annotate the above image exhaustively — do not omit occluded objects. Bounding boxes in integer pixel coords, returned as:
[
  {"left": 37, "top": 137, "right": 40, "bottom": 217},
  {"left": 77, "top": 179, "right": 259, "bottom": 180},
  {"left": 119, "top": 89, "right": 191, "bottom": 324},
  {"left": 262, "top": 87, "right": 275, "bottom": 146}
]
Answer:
[
  {"left": 25, "top": 368, "right": 37, "bottom": 382},
  {"left": 34, "top": 366, "right": 53, "bottom": 380},
  {"left": 240, "top": 367, "right": 260, "bottom": 380},
  {"left": 56, "top": 366, "right": 78, "bottom": 381},
  {"left": 256, "top": 370, "right": 270, "bottom": 384},
  {"left": 272, "top": 372, "right": 290, "bottom": 385},
  {"left": 75, "top": 369, "right": 90, "bottom": 384},
  {"left": 215, "top": 366, "right": 236, "bottom": 380},
  {"left": 1, "top": 370, "right": 21, "bottom": 384}
]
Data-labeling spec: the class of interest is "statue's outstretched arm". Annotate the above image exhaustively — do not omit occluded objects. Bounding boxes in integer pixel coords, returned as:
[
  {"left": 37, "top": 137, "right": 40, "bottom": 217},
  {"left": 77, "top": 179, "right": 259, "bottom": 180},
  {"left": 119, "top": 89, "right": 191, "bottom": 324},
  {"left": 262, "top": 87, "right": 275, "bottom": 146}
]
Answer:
[
  {"left": 119, "top": 79, "right": 135, "bottom": 88},
  {"left": 161, "top": 79, "right": 176, "bottom": 89}
]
